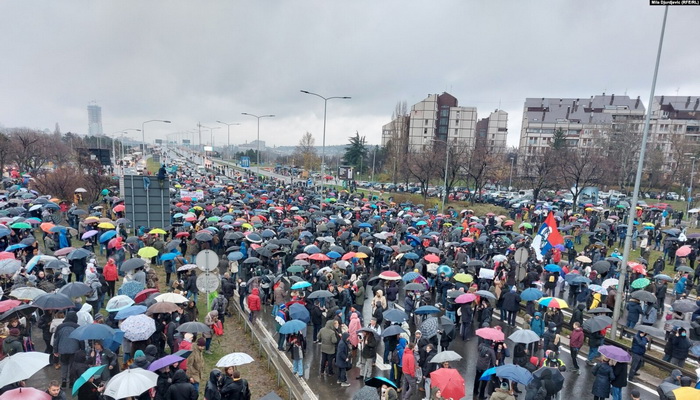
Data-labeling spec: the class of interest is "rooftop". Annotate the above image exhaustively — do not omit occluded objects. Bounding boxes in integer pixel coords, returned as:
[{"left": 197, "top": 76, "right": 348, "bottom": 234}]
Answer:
[{"left": 524, "top": 94, "right": 645, "bottom": 124}]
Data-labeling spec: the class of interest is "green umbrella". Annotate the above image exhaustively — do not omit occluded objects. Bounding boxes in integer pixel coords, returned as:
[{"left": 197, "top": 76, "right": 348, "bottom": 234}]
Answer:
[
  {"left": 287, "top": 265, "right": 305, "bottom": 274},
  {"left": 207, "top": 216, "right": 221, "bottom": 222},
  {"left": 101, "top": 189, "right": 110, "bottom": 195},
  {"left": 10, "top": 222, "right": 32, "bottom": 230},
  {"left": 631, "top": 278, "right": 651, "bottom": 289},
  {"left": 73, "top": 365, "right": 106, "bottom": 395},
  {"left": 519, "top": 222, "right": 532, "bottom": 229}
]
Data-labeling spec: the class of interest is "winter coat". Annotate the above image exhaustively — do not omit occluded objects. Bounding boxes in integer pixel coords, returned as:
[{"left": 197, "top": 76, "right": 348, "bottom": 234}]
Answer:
[
  {"left": 630, "top": 332, "right": 649, "bottom": 355},
  {"left": 570, "top": 304, "right": 585, "bottom": 326},
  {"left": 53, "top": 311, "right": 80, "bottom": 354},
  {"left": 103, "top": 261, "right": 118, "bottom": 281},
  {"left": 178, "top": 340, "right": 192, "bottom": 370},
  {"left": 531, "top": 314, "right": 545, "bottom": 337},
  {"left": 2, "top": 335, "right": 22, "bottom": 356},
  {"left": 90, "top": 347, "right": 119, "bottom": 380},
  {"left": 591, "top": 362, "right": 615, "bottom": 398},
  {"left": 188, "top": 345, "right": 205, "bottom": 384},
  {"left": 361, "top": 332, "right": 377, "bottom": 359},
  {"left": 489, "top": 389, "right": 516, "bottom": 400},
  {"left": 165, "top": 370, "right": 198, "bottom": 400},
  {"left": 335, "top": 333, "right": 352, "bottom": 369},
  {"left": 501, "top": 291, "right": 521, "bottom": 312},
  {"left": 355, "top": 285, "right": 365, "bottom": 306},
  {"left": 476, "top": 342, "right": 496, "bottom": 371},
  {"left": 204, "top": 310, "right": 219, "bottom": 339},
  {"left": 247, "top": 288, "right": 261, "bottom": 312},
  {"left": 611, "top": 361, "right": 627, "bottom": 388},
  {"left": 570, "top": 328, "right": 585, "bottom": 349},
  {"left": 310, "top": 305, "right": 324, "bottom": 326},
  {"left": 401, "top": 346, "right": 416, "bottom": 377},
  {"left": 670, "top": 334, "right": 692, "bottom": 360},
  {"left": 220, "top": 376, "right": 251, "bottom": 400},
  {"left": 641, "top": 305, "right": 657, "bottom": 325},
  {"left": 205, "top": 370, "right": 222, "bottom": 400},
  {"left": 422, "top": 348, "right": 438, "bottom": 376},
  {"left": 625, "top": 301, "right": 643, "bottom": 326},
  {"left": 319, "top": 320, "right": 339, "bottom": 355},
  {"left": 347, "top": 313, "right": 361, "bottom": 347}
]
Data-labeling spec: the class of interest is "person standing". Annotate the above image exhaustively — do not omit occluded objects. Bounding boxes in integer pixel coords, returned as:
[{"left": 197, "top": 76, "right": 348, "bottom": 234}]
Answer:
[
  {"left": 288, "top": 335, "right": 304, "bottom": 378},
  {"left": 336, "top": 332, "right": 351, "bottom": 387},
  {"left": 421, "top": 344, "right": 438, "bottom": 400},
  {"left": 359, "top": 329, "right": 377, "bottom": 380},
  {"left": 46, "top": 380, "right": 67, "bottom": 400},
  {"left": 591, "top": 357, "right": 615, "bottom": 400},
  {"left": 188, "top": 338, "right": 205, "bottom": 393},
  {"left": 610, "top": 359, "right": 627, "bottom": 400},
  {"left": 319, "top": 320, "right": 339, "bottom": 376},
  {"left": 247, "top": 288, "right": 261, "bottom": 323},
  {"left": 501, "top": 287, "right": 520, "bottom": 327},
  {"left": 164, "top": 370, "right": 197, "bottom": 400},
  {"left": 52, "top": 311, "right": 80, "bottom": 388},
  {"left": 669, "top": 327, "right": 692, "bottom": 367},
  {"left": 103, "top": 258, "right": 118, "bottom": 298},
  {"left": 220, "top": 369, "right": 251, "bottom": 400},
  {"left": 569, "top": 322, "right": 584, "bottom": 373},
  {"left": 400, "top": 343, "right": 417, "bottom": 400},
  {"left": 474, "top": 341, "right": 496, "bottom": 400},
  {"left": 628, "top": 331, "right": 648, "bottom": 382}
]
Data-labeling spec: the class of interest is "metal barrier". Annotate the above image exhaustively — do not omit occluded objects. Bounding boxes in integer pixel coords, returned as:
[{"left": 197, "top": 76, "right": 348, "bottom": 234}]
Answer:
[{"left": 231, "top": 299, "right": 312, "bottom": 400}]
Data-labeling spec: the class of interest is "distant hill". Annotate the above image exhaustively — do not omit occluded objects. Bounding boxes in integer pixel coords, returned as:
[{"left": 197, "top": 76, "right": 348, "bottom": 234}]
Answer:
[{"left": 272, "top": 144, "right": 348, "bottom": 155}]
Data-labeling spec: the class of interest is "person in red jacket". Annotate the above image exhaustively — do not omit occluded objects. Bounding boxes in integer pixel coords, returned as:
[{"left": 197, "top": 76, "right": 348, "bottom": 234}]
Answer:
[
  {"left": 103, "top": 258, "right": 118, "bottom": 298},
  {"left": 400, "top": 342, "right": 416, "bottom": 400},
  {"left": 178, "top": 333, "right": 193, "bottom": 371},
  {"left": 247, "top": 288, "right": 261, "bottom": 323},
  {"left": 569, "top": 321, "right": 584, "bottom": 373}
]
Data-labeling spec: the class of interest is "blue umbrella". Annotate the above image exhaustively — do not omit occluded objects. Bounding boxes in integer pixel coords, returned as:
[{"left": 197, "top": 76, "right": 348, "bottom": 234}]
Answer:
[
  {"left": 415, "top": 305, "right": 441, "bottom": 315},
  {"left": 118, "top": 281, "right": 145, "bottom": 299},
  {"left": 495, "top": 364, "right": 533, "bottom": 385},
  {"left": 290, "top": 281, "right": 311, "bottom": 290},
  {"left": 228, "top": 251, "right": 244, "bottom": 261},
  {"left": 326, "top": 251, "right": 341, "bottom": 259},
  {"left": 437, "top": 265, "right": 453, "bottom": 277},
  {"left": 544, "top": 264, "right": 562, "bottom": 273},
  {"left": 104, "top": 330, "right": 124, "bottom": 352},
  {"left": 73, "top": 365, "right": 107, "bottom": 395},
  {"left": 116, "top": 305, "right": 148, "bottom": 320},
  {"left": 69, "top": 324, "right": 115, "bottom": 341},
  {"left": 480, "top": 366, "right": 497, "bottom": 380},
  {"left": 4, "top": 243, "right": 27, "bottom": 252},
  {"left": 279, "top": 319, "right": 307, "bottom": 334},
  {"left": 49, "top": 226, "right": 67, "bottom": 233},
  {"left": 381, "top": 324, "right": 405, "bottom": 338},
  {"left": 403, "top": 252, "right": 419, "bottom": 260},
  {"left": 520, "top": 288, "right": 544, "bottom": 301},
  {"left": 160, "top": 252, "right": 181, "bottom": 261},
  {"left": 349, "top": 241, "right": 362, "bottom": 247},
  {"left": 99, "top": 230, "right": 117, "bottom": 243},
  {"left": 288, "top": 303, "right": 310, "bottom": 323},
  {"left": 402, "top": 272, "right": 421, "bottom": 281},
  {"left": 568, "top": 275, "right": 592, "bottom": 285},
  {"left": 383, "top": 309, "right": 408, "bottom": 323},
  {"left": 364, "top": 376, "right": 397, "bottom": 389},
  {"left": 358, "top": 223, "right": 372, "bottom": 228}
]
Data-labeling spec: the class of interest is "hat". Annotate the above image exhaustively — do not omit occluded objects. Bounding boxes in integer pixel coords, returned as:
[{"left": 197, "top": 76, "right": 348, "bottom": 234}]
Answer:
[
  {"left": 184, "top": 333, "right": 193, "bottom": 341},
  {"left": 500, "top": 381, "right": 510, "bottom": 390},
  {"left": 630, "top": 389, "right": 640, "bottom": 398},
  {"left": 335, "top": 310, "right": 342, "bottom": 315},
  {"left": 197, "top": 338, "right": 206, "bottom": 347},
  {"left": 94, "top": 314, "right": 104, "bottom": 321},
  {"left": 9, "top": 328, "right": 19, "bottom": 336}
]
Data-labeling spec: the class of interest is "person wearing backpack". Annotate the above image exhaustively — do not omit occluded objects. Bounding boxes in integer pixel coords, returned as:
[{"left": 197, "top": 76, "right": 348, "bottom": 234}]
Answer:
[
  {"left": 211, "top": 293, "right": 228, "bottom": 325},
  {"left": 84, "top": 272, "right": 102, "bottom": 315}
]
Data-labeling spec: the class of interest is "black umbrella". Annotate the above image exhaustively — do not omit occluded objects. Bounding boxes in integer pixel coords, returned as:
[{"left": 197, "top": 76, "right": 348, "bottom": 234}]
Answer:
[
  {"left": 243, "top": 257, "right": 261, "bottom": 264},
  {"left": 532, "top": 367, "right": 564, "bottom": 395},
  {"left": 467, "top": 260, "right": 485, "bottom": 267},
  {"left": 307, "top": 290, "right": 334, "bottom": 300},
  {"left": 587, "top": 307, "right": 613, "bottom": 314},
  {"left": 634, "top": 324, "right": 666, "bottom": 338},
  {"left": 0, "top": 304, "right": 38, "bottom": 323},
  {"left": 591, "top": 260, "right": 611, "bottom": 274},
  {"left": 583, "top": 315, "right": 613, "bottom": 332},
  {"left": 631, "top": 291, "right": 657, "bottom": 303},
  {"left": 404, "top": 283, "right": 425, "bottom": 291},
  {"left": 195, "top": 231, "right": 213, "bottom": 241},
  {"left": 352, "top": 386, "right": 380, "bottom": 400},
  {"left": 357, "top": 327, "right": 380, "bottom": 339},
  {"left": 67, "top": 248, "right": 92, "bottom": 260},
  {"left": 121, "top": 258, "right": 147, "bottom": 272},
  {"left": 176, "top": 322, "right": 211, "bottom": 334},
  {"left": 58, "top": 282, "right": 92, "bottom": 298},
  {"left": 33, "top": 293, "right": 74, "bottom": 310},
  {"left": 671, "top": 299, "right": 698, "bottom": 313},
  {"left": 164, "top": 240, "right": 181, "bottom": 252},
  {"left": 381, "top": 324, "right": 405, "bottom": 338}
]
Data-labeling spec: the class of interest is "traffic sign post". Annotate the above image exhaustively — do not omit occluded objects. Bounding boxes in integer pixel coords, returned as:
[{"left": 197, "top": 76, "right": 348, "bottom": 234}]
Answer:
[
  {"left": 196, "top": 250, "right": 220, "bottom": 310},
  {"left": 514, "top": 247, "right": 529, "bottom": 287}
]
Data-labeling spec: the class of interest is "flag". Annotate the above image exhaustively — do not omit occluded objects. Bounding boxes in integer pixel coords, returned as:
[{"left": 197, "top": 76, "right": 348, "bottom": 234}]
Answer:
[{"left": 531, "top": 212, "right": 564, "bottom": 261}]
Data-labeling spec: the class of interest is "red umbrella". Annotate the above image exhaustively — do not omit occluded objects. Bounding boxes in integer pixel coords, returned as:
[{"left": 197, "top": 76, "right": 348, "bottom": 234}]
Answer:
[
  {"left": 475, "top": 327, "right": 505, "bottom": 341},
  {"left": 112, "top": 204, "right": 125, "bottom": 213},
  {"left": 341, "top": 252, "right": 356, "bottom": 261},
  {"left": 627, "top": 262, "right": 647, "bottom": 274},
  {"left": 0, "top": 299, "right": 21, "bottom": 313},
  {"left": 424, "top": 254, "right": 440, "bottom": 263},
  {"left": 134, "top": 288, "right": 160, "bottom": 303},
  {"left": 175, "top": 232, "right": 190, "bottom": 238},
  {"left": 308, "top": 253, "right": 330, "bottom": 261},
  {"left": 429, "top": 368, "right": 465, "bottom": 400},
  {"left": 0, "top": 388, "right": 51, "bottom": 400},
  {"left": 0, "top": 252, "right": 15, "bottom": 260},
  {"left": 461, "top": 237, "right": 474, "bottom": 243},
  {"left": 378, "top": 271, "right": 401, "bottom": 281}
]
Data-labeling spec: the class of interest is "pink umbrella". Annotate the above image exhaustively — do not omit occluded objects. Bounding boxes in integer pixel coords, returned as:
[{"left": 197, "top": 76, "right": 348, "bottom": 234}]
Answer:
[
  {"left": 0, "top": 388, "right": 51, "bottom": 400},
  {"left": 294, "top": 253, "right": 309, "bottom": 260},
  {"left": 54, "top": 247, "right": 75, "bottom": 257},
  {"left": 309, "top": 253, "right": 330, "bottom": 261},
  {"left": 455, "top": 293, "right": 477, "bottom": 304},
  {"left": 475, "top": 327, "right": 505, "bottom": 341},
  {"left": 424, "top": 254, "right": 440, "bottom": 263},
  {"left": 676, "top": 245, "right": 692, "bottom": 257},
  {"left": 378, "top": 271, "right": 401, "bottom": 281}
]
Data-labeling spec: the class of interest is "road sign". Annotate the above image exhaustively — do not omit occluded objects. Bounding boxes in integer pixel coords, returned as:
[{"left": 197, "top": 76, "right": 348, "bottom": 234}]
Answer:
[
  {"left": 196, "top": 272, "right": 220, "bottom": 293},
  {"left": 514, "top": 248, "right": 529, "bottom": 265},
  {"left": 196, "top": 249, "right": 219, "bottom": 272},
  {"left": 240, "top": 156, "right": 250, "bottom": 168},
  {"left": 307, "top": 178, "right": 313, "bottom": 187}
]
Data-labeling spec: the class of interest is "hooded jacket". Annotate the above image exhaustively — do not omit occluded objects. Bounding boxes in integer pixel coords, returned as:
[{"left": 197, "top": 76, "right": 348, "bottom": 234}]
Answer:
[
  {"left": 205, "top": 370, "right": 222, "bottom": 400},
  {"left": 531, "top": 313, "right": 545, "bottom": 337},
  {"left": 318, "top": 320, "right": 339, "bottom": 355},
  {"left": 188, "top": 343, "right": 205, "bottom": 384},
  {"left": 220, "top": 375, "right": 251, "bottom": 400},
  {"left": 347, "top": 313, "right": 361, "bottom": 347},
  {"left": 570, "top": 304, "right": 585, "bottom": 326},
  {"left": 165, "top": 369, "right": 197, "bottom": 400},
  {"left": 53, "top": 311, "right": 80, "bottom": 354},
  {"left": 247, "top": 288, "right": 261, "bottom": 312},
  {"left": 336, "top": 332, "right": 352, "bottom": 369},
  {"left": 103, "top": 260, "right": 118, "bottom": 281},
  {"left": 2, "top": 333, "right": 22, "bottom": 356}
]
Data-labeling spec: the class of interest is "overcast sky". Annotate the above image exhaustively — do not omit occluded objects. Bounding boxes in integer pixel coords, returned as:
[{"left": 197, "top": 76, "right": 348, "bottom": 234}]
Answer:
[{"left": 1, "top": 1, "right": 698, "bottom": 148}]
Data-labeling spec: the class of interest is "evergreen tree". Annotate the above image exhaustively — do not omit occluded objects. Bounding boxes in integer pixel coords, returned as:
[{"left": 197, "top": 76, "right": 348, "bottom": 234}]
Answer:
[{"left": 343, "top": 132, "right": 368, "bottom": 173}]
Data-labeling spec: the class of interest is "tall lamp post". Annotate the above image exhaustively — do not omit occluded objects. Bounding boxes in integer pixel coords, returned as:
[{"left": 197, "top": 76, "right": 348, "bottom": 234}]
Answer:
[
  {"left": 217, "top": 121, "right": 240, "bottom": 160},
  {"left": 300, "top": 90, "right": 351, "bottom": 181},
  {"left": 141, "top": 120, "right": 171, "bottom": 156},
  {"left": 687, "top": 154, "right": 696, "bottom": 216},
  {"left": 508, "top": 156, "right": 516, "bottom": 190},
  {"left": 241, "top": 113, "right": 275, "bottom": 175},
  {"left": 110, "top": 129, "right": 140, "bottom": 166},
  {"left": 431, "top": 139, "right": 450, "bottom": 215}
]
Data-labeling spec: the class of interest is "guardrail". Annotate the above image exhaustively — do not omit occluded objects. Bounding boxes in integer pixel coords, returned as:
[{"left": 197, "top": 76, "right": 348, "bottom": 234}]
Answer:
[{"left": 231, "top": 299, "right": 312, "bottom": 400}]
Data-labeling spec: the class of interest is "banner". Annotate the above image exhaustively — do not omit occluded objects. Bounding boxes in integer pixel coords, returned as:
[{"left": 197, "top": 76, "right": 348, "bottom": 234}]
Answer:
[{"left": 180, "top": 189, "right": 204, "bottom": 200}]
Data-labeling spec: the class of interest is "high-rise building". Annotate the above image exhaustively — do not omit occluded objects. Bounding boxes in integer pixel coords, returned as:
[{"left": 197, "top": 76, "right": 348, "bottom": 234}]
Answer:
[
  {"left": 382, "top": 92, "right": 507, "bottom": 153},
  {"left": 87, "top": 102, "right": 103, "bottom": 137},
  {"left": 647, "top": 95, "right": 700, "bottom": 173}
]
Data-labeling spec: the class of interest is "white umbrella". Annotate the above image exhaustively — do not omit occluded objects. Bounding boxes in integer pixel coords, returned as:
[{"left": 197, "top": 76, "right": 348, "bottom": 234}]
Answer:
[
  {"left": 155, "top": 293, "right": 189, "bottom": 304},
  {"left": 216, "top": 352, "right": 254, "bottom": 367},
  {"left": 74, "top": 188, "right": 88, "bottom": 193},
  {"left": 106, "top": 295, "right": 135, "bottom": 312},
  {"left": 492, "top": 255, "right": 507, "bottom": 262},
  {"left": 121, "top": 314, "right": 157, "bottom": 341},
  {"left": 9, "top": 287, "right": 46, "bottom": 301},
  {"left": 602, "top": 278, "right": 619, "bottom": 289},
  {"left": 0, "top": 352, "right": 50, "bottom": 387},
  {"left": 103, "top": 368, "right": 157, "bottom": 399},
  {"left": 428, "top": 350, "right": 462, "bottom": 363}
]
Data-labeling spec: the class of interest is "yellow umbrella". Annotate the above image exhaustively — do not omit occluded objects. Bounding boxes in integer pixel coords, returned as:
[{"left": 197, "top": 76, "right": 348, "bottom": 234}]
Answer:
[
  {"left": 149, "top": 228, "right": 167, "bottom": 235},
  {"left": 138, "top": 247, "right": 158, "bottom": 258},
  {"left": 453, "top": 273, "right": 474, "bottom": 283},
  {"left": 193, "top": 206, "right": 203, "bottom": 211},
  {"left": 98, "top": 222, "right": 115, "bottom": 229},
  {"left": 85, "top": 216, "right": 99, "bottom": 223},
  {"left": 355, "top": 252, "right": 368, "bottom": 259},
  {"left": 241, "top": 223, "right": 252, "bottom": 230},
  {"left": 672, "top": 387, "right": 700, "bottom": 400},
  {"left": 584, "top": 207, "right": 593, "bottom": 211}
]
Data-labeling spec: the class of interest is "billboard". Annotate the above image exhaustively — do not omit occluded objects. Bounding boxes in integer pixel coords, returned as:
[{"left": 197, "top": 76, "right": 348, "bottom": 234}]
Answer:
[
  {"left": 204, "top": 146, "right": 213, "bottom": 152},
  {"left": 182, "top": 139, "right": 191, "bottom": 144},
  {"left": 240, "top": 156, "right": 250, "bottom": 168},
  {"left": 338, "top": 166, "right": 354, "bottom": 180}
]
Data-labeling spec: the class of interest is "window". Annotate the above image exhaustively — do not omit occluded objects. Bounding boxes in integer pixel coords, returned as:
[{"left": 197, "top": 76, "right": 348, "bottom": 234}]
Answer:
[
  {"left": 441, "top": 109, "right": 449, "bottom": 117},
  {"left": 425, "top": 119, "right": 429, "bottom": 125},
  {"left": 455, "top": 129, "right": 459, "bottom": 135},
  {"left": 439, "top": 118, "right": 448, "bottom": 125},
  {"left": 424, "top": 128, "right": 428, "bottom": 134}
]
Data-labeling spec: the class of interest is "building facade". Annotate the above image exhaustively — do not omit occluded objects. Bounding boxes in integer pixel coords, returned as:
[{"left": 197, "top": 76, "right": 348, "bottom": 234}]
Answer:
[
  {"left": 87, "top": 103, "right": 103, "bottom": 137},
  {"left": 647, "top": 95, "right": 700, "bottom": 173}
]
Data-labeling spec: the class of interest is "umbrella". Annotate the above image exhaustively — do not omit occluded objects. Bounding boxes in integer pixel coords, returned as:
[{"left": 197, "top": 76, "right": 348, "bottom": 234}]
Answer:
[
  {"left": 0, "top": 304, "right": 38, "bottom": 323},
  {"left": 598, "top": 345, "right": 632, "bottom": 362},
  {"left": 134, "top": 288, "right": 160, "bottom": 303},
  {"left": 286, "top": 265, "right": 305, "bottom": 274},
  {"left": 121, "top": 258, "right": 147, "bottom": 272},
  {"left": 99, "top": 230, "right": 117, "bottom": 243},
  {"left": 137, "top": 247, "right": 158, "bottom": 258},
  {"left": 428, "top": 350, "right": 462, "bottom": 363},
  {"left": 476, "top": 327, "right": 505, "bottom": 341},
  {"left": 634, "top": 324, "right": 666, "bottom": 338},
  {"left": 66, "top": 248, "right": 92, "bottom": 260},
  {"left": 630, "top": 278, "right": 650, "bottom": 289},
  {"left": 455, "top": 293, "right": 477, "bottom": 304},
  {"left": 583, "top": 315, "right": 612, "bottom": 332},
  {"left": 121, "top": 314, "right": 157, "bottom": 341},
  {"left": 279, "top": 319, "right": 307, "bottom": 334},
  {"left": 290, "top": 281, "right": 311, "bottom": 290},
  {"left": 106, "top": 295, "right": 135, "bottom": 312},
  {"left": 289, "top": 303, "right": 310, "bottom": 323},
  {"left": 672, "top": 387, "right": 700, "bottom": 400},
  {"left": 544, "top": 264, "right": 562, "bottom": 272},
  {"left": 654, "top": 274, "right": 673, "bottom": 282},
  {"left": 32, "top": 293, "right": 73, "bottom": 310},
  {"left": 58, "top": 282, "right": 92, "bottom": 298},
  {"left": 576, "top": 255, "right": 592, "bottom": 263},
  {"left": 424, "top": 254, "right": 440, "bottom": 263},
  {"left": 676, "top": 245, "right": 692, "bottom": 257},
  {"left": 378, "top": 271, "right": 401, "bottom": 281},
  {"left": 352, "top": 386, "right": 380, "bottom": 400},
  {"left": 453, "top": 273, "right": 473, "bottom": 283},
  {"left": 538, "top": 297, "right": 568, "bottom": 309},
  {"left": 119, "top": 281, "right": 146, "bottom": 299},
  {"left": 0, "top": 259, "right": 21, "bottom": 275},
  {"left": 364, "top": 376, "right": 397, "bottom": 389},
  {"left": 381, "top": 325, "right": 404, "bottom": 338},
  {"left": 383, "top": 309, "right": 409, "bottom": 323},
  {"left": 116, "top": 305, "right": 148, "bottom": 320},
  {"left": 476, "top": 290, "right": 496, "bottom": 300},
  {"left": 589, "top": 284, "right": 608, "bottom": 295},
  {"left": 631, "top": 291, "right": 656, "bottom": 303},
  {"left": 103, "top": 368, "right": 158, "bottom": 399},
  {"left": 0, "top": 352, "right": 50, "bottom": 388},
  {"left": 307, "top": 290, "right": 334, "bottom": 299},
  {"left": 148, "top": 354, "right": 185, "bottom": 372},
  {"left": 147, "top": 302, "right": 181, "bottom": 315},
  {"left": 508, "top": 329, "right": 540, "bottom": 344},
  {"left": 0, "top": 300, "right": 20, "bottom": 314},
  {"left": 216, "top": 352, "right": 254, "bottom": 367},
  {"left": 587, "top": 307, "right": 613, "bottom": 314},
  {"left": 677, "top": 265, "right": 695, "bottom": 274},
  {"left": 601, "top": 278, "right": 619, "bottom": 289},
  {"left": 531, "top": 367, "right": 565, "bottom": 395},
  {"left": 671, "top": 299, "right": 698, "bottom": 313},
  {"left": 415, "top": 305, "right": 441, "bottom": 315},
  {"left": 72, "top": 365, "right": 107, "bottom": 395},
  {"left": 0, "top": 388, "right": 50, "bottom": 400},
  {"left": 403, "top": 252, "right": 419, "bottom": 260},
  {"left": 520, "top": 288, "right": 544, "bottom": 301},
  {"left": 9, "top": 287, "right": 46, "bottom": 301},
  {"left": 429, "top": 368, "right": 465, "bottom": 400},
  {"left": 177, "top": 322, "right": 211, "bottom": 334},
  {"left": 481, "top": 364, "right": 533, "bottom": 386},
  {"left": 591, "top": 260, "right": 612, "bottom": 274},
  {"left": 404, "top": 283, "right": 425, "bottom": 291},
  {"left": 69, "top": 324, "right": 115, "bottom": 341}
]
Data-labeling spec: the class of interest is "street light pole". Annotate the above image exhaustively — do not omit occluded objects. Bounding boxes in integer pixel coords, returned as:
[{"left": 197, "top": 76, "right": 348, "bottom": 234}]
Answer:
[
  {"left": 508, "top": 156, "right": 515, "bottom": 190},
  {"left": 688, "top": 156, "right": 696, "bottom": 216},
  {"left": 141, "top": 120, "right": 171, "bottom": 157},
  {"left": 110, "top": 129, "right": 140, "bottom": 167},
  {"left": 611, "top": 5, "right": 668, "bottom": 339},
  {"left": 300, "top": 90, "right": 351, "bottom": 182},
  {"left": 241, "top": 113, "right": 275, "bottom": 175},
  {"left": 432, "top": 139, "right": 450, "bottom": 214},
  {"left": 217, "top": 121, "right": 240, "bottom": 160}
]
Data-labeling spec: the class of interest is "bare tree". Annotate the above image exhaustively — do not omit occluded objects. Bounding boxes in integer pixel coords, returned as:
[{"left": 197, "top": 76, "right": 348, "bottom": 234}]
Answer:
[
  {"left": 557, "top": 148, "right": 604, "bottom": 211},
  {"left": 8, "top": 129, "right": 54, "bottom": 173},
  {"left": 604, "top": 122, "right": 642, "bottom": 190},
  {"left": 407, "top": 150, "right": 440, "bottom": 199},
  {"left": 292, "top": 132, "right": 320, "bottom": 171},
  {"left": 0, "top": 133, "right": 11, "bottom": 177},
  {"left": 521, "top": 149, "right": 557, "bottom": 202}
]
